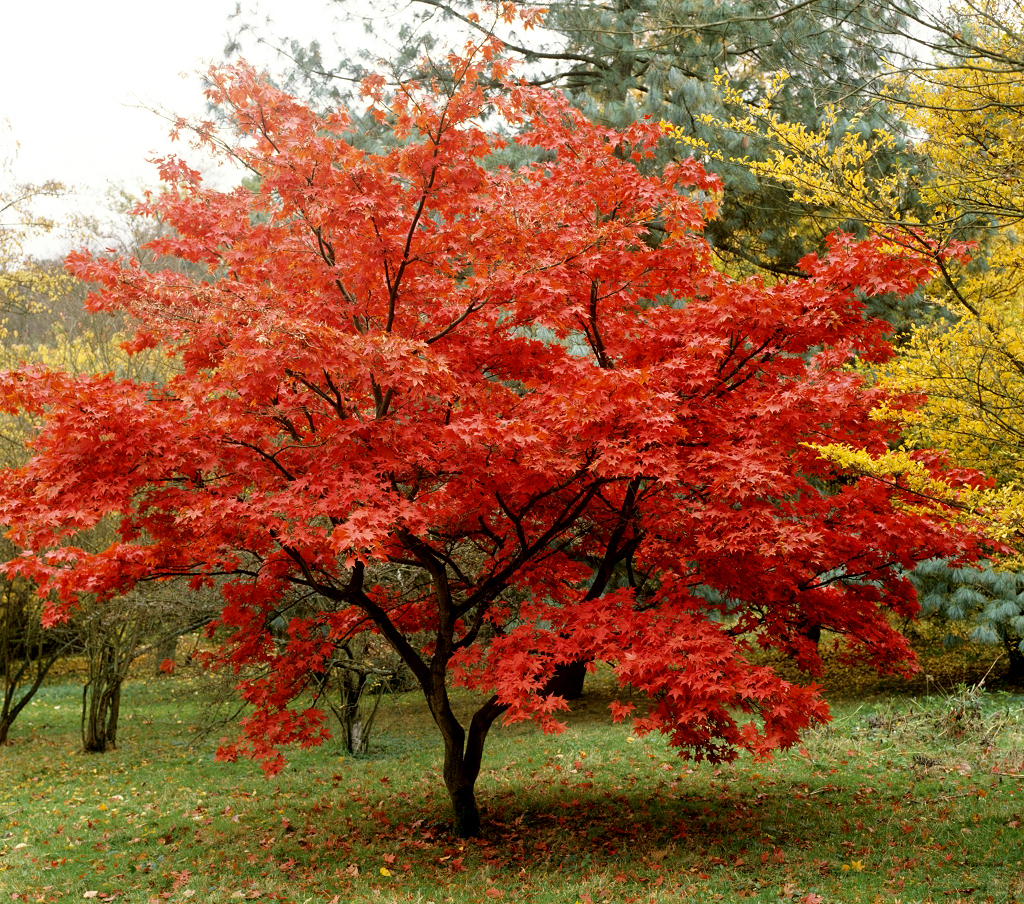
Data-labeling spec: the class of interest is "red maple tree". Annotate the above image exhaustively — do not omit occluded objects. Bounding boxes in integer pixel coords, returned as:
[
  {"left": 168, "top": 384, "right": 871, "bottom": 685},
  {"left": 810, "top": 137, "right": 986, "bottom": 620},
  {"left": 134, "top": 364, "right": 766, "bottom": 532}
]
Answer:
[{"left": 0, "top": 40, "right": 984, "bottom": 836}]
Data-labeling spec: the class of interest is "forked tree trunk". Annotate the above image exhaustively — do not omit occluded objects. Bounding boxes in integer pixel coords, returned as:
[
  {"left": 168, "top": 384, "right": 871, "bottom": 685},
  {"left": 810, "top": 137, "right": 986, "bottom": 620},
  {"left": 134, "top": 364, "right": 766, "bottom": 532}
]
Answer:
[
  {"left": 1, "top": 658, "right": 55, "bottom": 745},
  {"left": 448, "top": 784, "right": 481, "bottom": 837},
  {"left": 337, "top": 663, "right": 366, "bottom": 753},
  {"left": 320, "top": 639, "right": 389, "bottom": 755},
  {"left": 334, "top": 665, "right": 382, "bottom": 755},
  {"left": 3, "top": 657, "right": 68, "bottom": 743},
  {"left": 433, "top": 693, "right": 505, "bottom": 838},
  {"left": 1, "top": 579, "right": 73, "bottom": 746},
  {"left": 444, "top": 753, "right": 482, "bottom": 838},
  {"left": 79, "top": 599, "right": 144, "bottom": 753},
  {"left": 82, "top": 674, "right": 123, "bottom": 752},
  {"left": 438, "top": 720, "right": 483, "bottom": 837},
  {"left": 0, "top": 679, "right": 20, "bottom": 745}
]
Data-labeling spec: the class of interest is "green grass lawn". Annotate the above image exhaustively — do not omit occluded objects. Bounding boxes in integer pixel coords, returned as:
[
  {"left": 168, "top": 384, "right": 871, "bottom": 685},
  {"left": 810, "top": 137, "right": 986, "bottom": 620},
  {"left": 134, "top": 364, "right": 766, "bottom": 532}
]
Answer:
[{"left": 2, "top": 649, "right": 1024, "bottom": 904}]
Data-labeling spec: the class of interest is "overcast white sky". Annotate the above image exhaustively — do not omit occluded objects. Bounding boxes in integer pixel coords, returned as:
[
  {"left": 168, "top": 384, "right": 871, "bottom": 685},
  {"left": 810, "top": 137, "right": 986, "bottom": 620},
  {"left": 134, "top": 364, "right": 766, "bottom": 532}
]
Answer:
[
  {"left": 1, "top": 0, "right": 359, "bottom": 254},
  {"left": 1, "top": 0, "right": 543, "bottom": 257},
  {"left": 2, "top": 0, "right": 355, "bottom": 184}
]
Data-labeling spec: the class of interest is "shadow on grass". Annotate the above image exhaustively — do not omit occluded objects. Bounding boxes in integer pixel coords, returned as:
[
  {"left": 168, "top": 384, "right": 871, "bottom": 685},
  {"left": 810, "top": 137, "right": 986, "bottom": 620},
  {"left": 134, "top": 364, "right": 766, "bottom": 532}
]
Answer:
[{"left": 225, "top": 743, "right": 1017, "bottom": 904}]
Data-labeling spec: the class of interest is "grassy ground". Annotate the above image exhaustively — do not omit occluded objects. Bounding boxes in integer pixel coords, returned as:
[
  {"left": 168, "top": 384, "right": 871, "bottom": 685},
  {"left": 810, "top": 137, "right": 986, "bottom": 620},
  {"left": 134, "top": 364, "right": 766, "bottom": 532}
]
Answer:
[{"left": 2, "top": 639, "right": 1024, "bottom": 904}]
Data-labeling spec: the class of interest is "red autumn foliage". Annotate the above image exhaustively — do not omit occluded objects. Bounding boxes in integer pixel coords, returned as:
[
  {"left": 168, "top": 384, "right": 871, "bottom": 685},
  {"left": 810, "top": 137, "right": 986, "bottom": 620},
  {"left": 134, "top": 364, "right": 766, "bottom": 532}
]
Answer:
[{"left": 0, "top": 35, "right": 985, "bottom": 835}]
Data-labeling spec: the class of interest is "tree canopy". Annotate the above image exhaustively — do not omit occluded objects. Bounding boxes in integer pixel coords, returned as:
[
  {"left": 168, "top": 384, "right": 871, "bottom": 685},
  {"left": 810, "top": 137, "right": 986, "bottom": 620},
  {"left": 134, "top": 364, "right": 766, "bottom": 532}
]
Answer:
[{"left": 0, "top": 40, "right": 990, "bottom": 835}]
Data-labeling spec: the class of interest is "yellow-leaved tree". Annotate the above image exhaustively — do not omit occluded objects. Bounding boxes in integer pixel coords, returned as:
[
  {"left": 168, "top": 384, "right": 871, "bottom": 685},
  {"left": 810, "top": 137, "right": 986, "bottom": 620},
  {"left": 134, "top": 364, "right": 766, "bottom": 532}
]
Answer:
[
  {"left": 692, "top": 0, "right": 1024, "bottom": 677},
  {"left": 883, "top": 5, "right": 1024, "bottom": 491}
]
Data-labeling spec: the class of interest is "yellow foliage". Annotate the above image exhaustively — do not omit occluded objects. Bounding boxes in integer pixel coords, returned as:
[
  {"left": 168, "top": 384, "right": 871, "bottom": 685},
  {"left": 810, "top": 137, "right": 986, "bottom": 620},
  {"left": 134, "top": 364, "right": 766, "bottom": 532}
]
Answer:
[
  {"left": 689, "top": 5, "right": 1024, "bottom": 552},
  {"left": 0, "top": 127, "right": 174, "bottom": 467},
  {"left": 0, "top": 126, "right": 65, "bottom": 466},
  {"left": 809, "top": 441, "right": 1024, "bottom": 549},
  {"left": 0, "top": 122, "right": 67, "bottom": 319},
  {"left": 886, "top": 237, "right": 1024, "bottom": 477},
  {"left": 895, "top": 10, "right": 1024, "bottom": 229},
  {"left": 680, "top": 73, "right": 916, "bottom": 232},
  {"left": 879, "top": 7, "right": 1024, "bottom": 540},
  {"left": 879, "top": 12, "right": 1024, "bottom": 551}
]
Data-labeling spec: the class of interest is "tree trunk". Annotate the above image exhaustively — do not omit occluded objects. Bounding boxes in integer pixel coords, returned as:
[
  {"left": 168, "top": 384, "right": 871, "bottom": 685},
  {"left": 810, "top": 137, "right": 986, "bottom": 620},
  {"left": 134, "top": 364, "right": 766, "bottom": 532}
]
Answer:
[
  {"left": 1, "top": 666, "right": 25, "bottom": 746},
  {"left": 445, "top": 769, "right": 482, "bottom": 838},
  {"left": 545, "top": 659, "right": 588, "bottom": 700},
  {"left": 1004, "top": 636, "right": 1024, "bottom": 685},
  {"left": 106, "top": 680, "right": 121, "bottom": 748},
  {"left": 440, "top": 723, "right": 487, "bottom": 838},
  {"left": 436, "top": 712, "right": 482, "bottom": 838},
  {"left": 1, "top": 654, "right": 66, "bottom": 743},
  {"left": 801, "top": 622, "right": 822, "bottom": 647},
  {"left": 79, "top": 600, "right": 143, "bottom": 752},
  {"left": 340, "top": 663, "right": 366, "bottom": 753},
  {"left": 432, "top": 692, "right": 505, "bottom": 838},
  {"left": 82, "top": 673, "right": 123, "bottom": 752},
  {"left": 1, "top": 580, "right": 72, "bottom": 746},
  {"left": 322, "top": 641, "right": 389, "bottom": 755}
]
